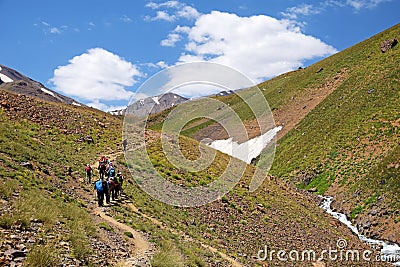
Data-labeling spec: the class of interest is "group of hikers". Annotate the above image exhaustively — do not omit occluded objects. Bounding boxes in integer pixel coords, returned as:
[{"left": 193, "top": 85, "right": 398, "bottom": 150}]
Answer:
[{"left": 85, "top": 156, "right": 125, "bottom": 207}]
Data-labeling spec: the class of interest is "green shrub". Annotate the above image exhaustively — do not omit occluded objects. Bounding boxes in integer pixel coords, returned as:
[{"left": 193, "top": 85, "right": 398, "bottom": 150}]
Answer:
[
  {"left": 25, "top": 244, "right": 60, "bottom": 267},
  {"left": 151, "top": 241, "right": 185, "bottom": 267}
]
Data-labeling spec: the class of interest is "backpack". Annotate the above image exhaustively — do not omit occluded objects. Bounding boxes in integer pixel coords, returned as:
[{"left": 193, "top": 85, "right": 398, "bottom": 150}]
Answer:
[
  {"left": 95, "top": 180, "right": 103, "bottom": 191},
  {"left": 114, "top": 176, "right": 119, "bottom": 184},
  {"left": 109, "top": 167, "right": 115, "bottom": 177},
  {"left": 85, "top": 166, "right": 91, "bottom": 172}
]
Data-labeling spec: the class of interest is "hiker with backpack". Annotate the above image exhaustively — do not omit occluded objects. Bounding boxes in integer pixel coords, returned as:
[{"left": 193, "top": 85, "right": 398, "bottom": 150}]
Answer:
[
  {"left": 107, "top": 163, "right": 116, "bottom": 179},
  {"left": 98, "top": 156, "right": 107, "bottom": 180},
  {"left": 85, "top": 164, "right": 92, "bottom": 184},
  {"left": 94, "top": 178, "right": 105, "bottom": 207},
  {"left": 108, "top": 178, "right": 117, "bottom": 201},
  {"left": 117, "top": 172, "right": 124, "bottom": 196},
  {"left": 104, "top": 178, "right": 111, "bottom": 204}
]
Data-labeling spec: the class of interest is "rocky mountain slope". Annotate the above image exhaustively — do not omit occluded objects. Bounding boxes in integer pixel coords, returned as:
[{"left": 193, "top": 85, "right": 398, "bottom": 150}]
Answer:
[
  {"left": 1, "top": 88, "right": 389, "bottom": 266},
  {"left": 144, "top": 23, "right": 400, "bottom": 264},
  {"left": 0, "top": 64, "right": 82, "bottom": 106},
  {"left": 121, "top": 92, "right": 188, "bottom": 117},
  {"left": 167, "top": 22, "right": 399, "bottom": 247}
]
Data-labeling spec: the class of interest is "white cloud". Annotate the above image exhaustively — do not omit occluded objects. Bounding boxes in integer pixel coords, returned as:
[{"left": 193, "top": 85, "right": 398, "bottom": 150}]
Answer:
[
  {"left": 160, "top": 25, "right": 190, "bottom": 46},
  {"left": 281, "top": 4, "right": 322, "bottom": 19},
  {"left": 50, "top": 48, "right": 143, "bottom": 107},
  {"left": 50, "top": 27, "right": 61, "bottom": 34},
  {"left": 35, "top": 21, "right": 65, "bottom": 35},
  {"left": 174, "top": 11, "right": 337, "bottom": 83},
  {"left": 120, "top": 15, "right": 132, "bottom": 23},
  {"left": 145, "top": 1, "right": 200, "bottom": 21},
  {"left": 176, "top": 5, "right": 200, "bottom": 20},
  {"left": 154, "top": 11, "right": 176, "bottom": 21},
  {"left": 146, "top": 1, "right": 181, "bottom": 9},
  {"left": 87, "top": 100, "right": 127, "bottom": 112},
  {"left": 151, "top": 62, "right": 255, "bottom": 99},
  {"left": 323, "top": 0, "right": 391, "bottom": 10},
  {"left": 344, "top": 0, "right": 391, "bottom": 9},
  {"left": 161, "top": 33, "right": 182, "bottom": 46},
  {"left": 144, "top": 61, "right": 170, "bottom": 69},
  {"left": 156, "top": 61, "right": 169, "bottom": 68}
]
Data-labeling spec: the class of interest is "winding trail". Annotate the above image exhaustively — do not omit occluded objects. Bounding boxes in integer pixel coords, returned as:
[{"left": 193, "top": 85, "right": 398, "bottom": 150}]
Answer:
[
  {"left": 126, "top": 203, "right": 243, "bottom": 267},
  {"left": 91, "top": 151, "right": 244, "bottom": 266},
  {"left": 93, "top": 206, "right": 151, "bottom": 266}
]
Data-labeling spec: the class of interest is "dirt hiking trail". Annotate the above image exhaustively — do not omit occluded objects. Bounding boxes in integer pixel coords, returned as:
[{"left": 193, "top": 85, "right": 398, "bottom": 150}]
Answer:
[{"left": 89, "top": 151, "right": 244, "bottom": 266}]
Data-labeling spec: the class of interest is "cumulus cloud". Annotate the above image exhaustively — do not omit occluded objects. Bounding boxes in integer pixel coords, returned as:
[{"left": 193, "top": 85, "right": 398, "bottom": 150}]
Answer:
[
  {"left": 145, "top": 1, "right": 181, "bottom": 9},
  {"left": 160, "top": 25, "right": 190, "bottom": 46},
  {"left": 50, "top": 48, "right": 143, "bottom": 108},
  {"left": 153, "top": 11, "right": 176, "bottom": 21},
  {"left": 145, "top": 1, "right": 200, "bottom": 21},
  {"left": 161, "top": 33, "right": 182, "bottom": 46},
  {"left": 144, "top": 61, "right": 170, "bottom": 69},
  {"left": 174, "top": 11, "right": 337, "bottom": 83}
]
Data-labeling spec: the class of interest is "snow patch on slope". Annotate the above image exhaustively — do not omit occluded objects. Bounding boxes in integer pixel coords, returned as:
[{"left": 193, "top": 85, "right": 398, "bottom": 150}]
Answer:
[
  {"left": 152, "top": 96, "right": 160, "bottom": 105},
  {"left": 0, "top": 67, "right": 14, "bottom": 83},
  {"left": 208, "top": 126, "right": 282, "bottom": 164},
  {"left": 41, "top": 87, "right": 55, "bottom": 97}
]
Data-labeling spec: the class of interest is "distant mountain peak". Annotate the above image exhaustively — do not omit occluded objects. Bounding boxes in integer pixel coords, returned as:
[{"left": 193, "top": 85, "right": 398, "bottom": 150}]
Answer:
[
  {"left": 0, "top": 64, "right": 83, "bottom": 106},
  {"left": 110, "top": 92, "right": 188, "bottom": 117}
]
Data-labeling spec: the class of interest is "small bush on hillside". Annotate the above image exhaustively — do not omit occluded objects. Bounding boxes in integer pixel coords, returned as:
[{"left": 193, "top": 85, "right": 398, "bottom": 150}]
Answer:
[
  {"left": 151, "top": 241, "right": 185, "bottom": 267},
  {"left": 25, "top": 244, "right": 60, "bottom": 267}
]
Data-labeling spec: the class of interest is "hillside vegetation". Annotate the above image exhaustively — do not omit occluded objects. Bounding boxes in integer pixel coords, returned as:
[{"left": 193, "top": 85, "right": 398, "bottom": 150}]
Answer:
[
  {"left": 265, "top": 23, "right": 400, "bottom": 242},
  {"left": 0, "top": 91, "right": 386, "bottom": 266}
]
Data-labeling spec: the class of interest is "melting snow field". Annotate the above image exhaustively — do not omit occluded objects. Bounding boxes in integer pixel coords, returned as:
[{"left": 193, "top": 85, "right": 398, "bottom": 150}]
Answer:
[
  {"left": 152, "top": 96, "right": 160, "bottom": 105},
  {"left": 208, "top": 126, "right": 282, "bottom": 164},
  {"left": 41, "top": 87, "right": 56, "bottom": 97},
  {"left": 0, "top": 67, "right": 14, "bottom": 83},
  {"left": 320, "top": 196, "right": 400, "bottom": 265}
]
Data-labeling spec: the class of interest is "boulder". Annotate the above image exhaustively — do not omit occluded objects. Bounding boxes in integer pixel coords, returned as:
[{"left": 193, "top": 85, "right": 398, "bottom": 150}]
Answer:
[
  {"left": 20, "top": 161, "right": 33, "bottom": 169},
  {"left": 380, "top": 39, "right": 398, "bottom": 53}
]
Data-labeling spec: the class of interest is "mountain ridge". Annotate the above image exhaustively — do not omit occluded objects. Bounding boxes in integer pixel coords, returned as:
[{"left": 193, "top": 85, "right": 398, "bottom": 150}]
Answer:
[{"left": 0, "top": 64, "right": 83, "bottom": 106}]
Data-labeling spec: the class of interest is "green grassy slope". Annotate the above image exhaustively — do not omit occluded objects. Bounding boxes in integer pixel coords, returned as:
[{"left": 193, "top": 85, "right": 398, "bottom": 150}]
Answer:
[
  {"left": 0, "top": 90, "right": 123, "bottom": 265},
  {"left": 0, "top": 90, "right": 386, "bottom": 266},
  {"left": 148, "top": 24, "right": 399, "bottom": 240},
  {"left": 267, "top": 24, "right": 400, "bottom": 240}
]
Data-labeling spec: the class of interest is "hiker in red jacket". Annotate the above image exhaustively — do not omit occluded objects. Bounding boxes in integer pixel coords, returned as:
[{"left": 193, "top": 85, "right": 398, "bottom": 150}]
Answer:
[
  {"left": 85, "top": 164, "right": 92, "bottom": 184},
  {"left": 98, "top": 156, "right": 107, "bottom": 180}
]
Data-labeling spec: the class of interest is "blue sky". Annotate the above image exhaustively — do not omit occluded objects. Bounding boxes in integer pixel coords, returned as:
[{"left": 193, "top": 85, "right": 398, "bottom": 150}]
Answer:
[{"left": 0, "top": 0, "right": 398, "bottom": 111}]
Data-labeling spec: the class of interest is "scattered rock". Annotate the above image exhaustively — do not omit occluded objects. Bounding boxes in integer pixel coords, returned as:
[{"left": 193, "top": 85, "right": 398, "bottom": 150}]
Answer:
[
  {"left": 308, "top": 187, "right": 318, "bottom": 193},
  {"left": 316, "top": 67, "right": 324, "bottom": 73},
  {"left": 77, "top": 135, "right": 94, "bottom": 144},
  {"left": 380, "top": 38, "right": 398, "bottom": 53},
  {"left": 363, "top": 221, "right": 371, "bottom": 229},
  {"left": 4, "top": 249, "right": 26, "bottom": 258},
  {"left": 370, "top": 209, "right": 378, "bottom": 216},
  {"left": 19, "top": 162, "right": 33, "bottom": 169}
]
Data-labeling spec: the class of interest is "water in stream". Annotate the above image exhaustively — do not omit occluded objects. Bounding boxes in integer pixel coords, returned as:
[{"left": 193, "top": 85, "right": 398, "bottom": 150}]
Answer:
[{"left": 320, "top": 196, "right": 400, "bottom": 266}]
